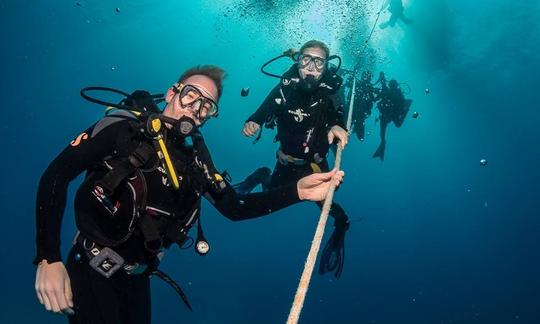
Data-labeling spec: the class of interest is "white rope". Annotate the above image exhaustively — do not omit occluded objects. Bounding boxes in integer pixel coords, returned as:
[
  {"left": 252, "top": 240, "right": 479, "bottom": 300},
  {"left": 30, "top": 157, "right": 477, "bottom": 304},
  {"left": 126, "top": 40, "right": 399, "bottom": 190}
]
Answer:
[
  {"left": 286, "top": 78, "right": 357, "bottom": 324},
  {"left": 354, "top": 1, "right": 386, "bottom": 72}
]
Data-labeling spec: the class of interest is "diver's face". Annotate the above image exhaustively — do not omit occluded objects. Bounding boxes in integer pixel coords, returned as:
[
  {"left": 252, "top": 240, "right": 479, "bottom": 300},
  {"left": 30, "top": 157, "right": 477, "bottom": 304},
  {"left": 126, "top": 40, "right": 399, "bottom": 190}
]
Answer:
[
  {"left": 163, "top": 74, "right": 219, "bottom": 127},
  {"left": 298, "top": 47, "right": 327, "bottom": 81}
]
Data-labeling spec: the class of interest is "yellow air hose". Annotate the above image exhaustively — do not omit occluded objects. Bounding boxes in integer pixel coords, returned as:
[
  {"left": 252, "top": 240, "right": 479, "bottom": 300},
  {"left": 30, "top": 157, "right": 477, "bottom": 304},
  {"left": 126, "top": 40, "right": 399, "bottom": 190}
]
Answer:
[
  {"left": 157, "top": 136, "right": 180, "bottom": 190},
  {"left": 150, "top": 117, "right": 180, "bottom": 190}
]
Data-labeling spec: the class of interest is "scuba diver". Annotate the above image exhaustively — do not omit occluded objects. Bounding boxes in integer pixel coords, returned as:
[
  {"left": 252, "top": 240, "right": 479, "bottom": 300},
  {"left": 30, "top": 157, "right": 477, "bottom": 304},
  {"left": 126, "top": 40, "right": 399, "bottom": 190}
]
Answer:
[
  {"left": 379, "top": 0, "right": 413, "bottom": 29},
  {"left": 239, "top": 40, "right": 350, "bottom": 279},
  {"left": 33, "top": 65, "right": 344, "bottom": 323},
  {"left": 338, "top": 70, "right": 377, "bottom": 141},
  {"left": 372, "top": 72, "right": 412, "bottom": 161}
]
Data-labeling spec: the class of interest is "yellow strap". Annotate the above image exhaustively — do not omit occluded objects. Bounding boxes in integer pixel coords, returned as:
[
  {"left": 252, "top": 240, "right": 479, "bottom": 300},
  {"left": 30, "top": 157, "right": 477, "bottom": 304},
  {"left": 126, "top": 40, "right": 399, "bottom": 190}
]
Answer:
[
  {"left": 309, "top": 163, "right": 322, "bottom": 174},
  {"left": 104, "top": 107, "right": 141, "bottom": 117},
  {"left": 157, "top": 137, "right": 180, "bottom": 190}
]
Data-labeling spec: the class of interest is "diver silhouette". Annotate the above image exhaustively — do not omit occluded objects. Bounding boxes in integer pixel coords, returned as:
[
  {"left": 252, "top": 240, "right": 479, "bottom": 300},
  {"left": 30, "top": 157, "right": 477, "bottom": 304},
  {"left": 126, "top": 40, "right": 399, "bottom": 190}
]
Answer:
[
  {"left": 379, "top": 0, "right": 413, "bottom": 29},
  {"left": 373, "top": 73, "right": 412, "bottom": 161},
  {"left": 338, "top": 70, "right": 377, "bottom": 142}
]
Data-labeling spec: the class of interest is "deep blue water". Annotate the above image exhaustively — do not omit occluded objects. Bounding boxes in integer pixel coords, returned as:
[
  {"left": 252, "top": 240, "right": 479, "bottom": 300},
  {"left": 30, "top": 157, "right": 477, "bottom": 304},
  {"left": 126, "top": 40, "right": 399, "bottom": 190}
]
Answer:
[{"left": 1, "top": 0, "right": 539, "bottom": 323}]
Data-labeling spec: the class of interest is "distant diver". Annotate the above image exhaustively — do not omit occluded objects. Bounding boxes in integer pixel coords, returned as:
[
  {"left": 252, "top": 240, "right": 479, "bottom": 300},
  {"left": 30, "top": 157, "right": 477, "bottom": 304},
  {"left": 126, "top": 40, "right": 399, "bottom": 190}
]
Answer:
[
  {"left": 238, "top": 40, "right": 351, "bottom": 279},
  {"left": 338, "top": 70, "right": 377, "bottom": 142},
  {"left": 379, "top": 0, "right": 413, "bottom": 29},
  {"left": 373, "top": 72, "right": 412, "bottom": 161}
]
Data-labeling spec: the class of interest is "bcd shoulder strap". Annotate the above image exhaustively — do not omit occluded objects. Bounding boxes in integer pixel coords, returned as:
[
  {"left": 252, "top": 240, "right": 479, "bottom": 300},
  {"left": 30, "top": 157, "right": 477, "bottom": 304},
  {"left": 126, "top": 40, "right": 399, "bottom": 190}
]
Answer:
[{"left": 91, "top": 109, "right": 140, "bottom": 139}]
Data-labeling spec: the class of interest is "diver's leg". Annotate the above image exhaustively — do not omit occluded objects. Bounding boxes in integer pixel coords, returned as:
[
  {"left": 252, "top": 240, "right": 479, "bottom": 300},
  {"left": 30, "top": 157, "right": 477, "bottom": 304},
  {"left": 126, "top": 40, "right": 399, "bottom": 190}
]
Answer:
[
  {"left": 66, "top": 245, "right": 131, "bottom": 324},
  {"left": 373, "top": 119, "right": 388, "bottom": 160},
  {"left": 313, "top": 160, "right": 349, "bottom": 279},
  {"left": 268, "top": 161, "right": 301, "bottom": 189},
  {"left": 314, "top": 200, "right": 349, "bottom": 225},
  {"left": 380, "top": 117, "right": 388, "bottom": 142},
  {"left": 233, "top": 167, "right": 272, "bottom": 194},
  {"left": 311, "top": 160, "right": 349, "bottom": 224},
  {"left": 67, "top": 245, "right": 105, "bottom": 324},
  {"left": 394, "top": 100, "right": 411, "bottom": 128},
  {"left": 124, "top": 278, "right": 151, "bottom": 324}
]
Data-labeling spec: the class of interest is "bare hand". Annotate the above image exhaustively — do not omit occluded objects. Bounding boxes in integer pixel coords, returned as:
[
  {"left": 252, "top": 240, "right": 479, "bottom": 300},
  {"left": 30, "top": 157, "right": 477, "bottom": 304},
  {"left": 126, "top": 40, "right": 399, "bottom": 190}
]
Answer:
[
  {"left": 242, "top": 121, "right": 261, "bottom": 137},
  {"left": 297, "top": 168, "right": 345, "bottom": 201},
  {"left": 327, "top": 125, "right": 348, "bottom": 149},
  {"left": 35, "top": 260, "right": 74, "bottom": 316}
]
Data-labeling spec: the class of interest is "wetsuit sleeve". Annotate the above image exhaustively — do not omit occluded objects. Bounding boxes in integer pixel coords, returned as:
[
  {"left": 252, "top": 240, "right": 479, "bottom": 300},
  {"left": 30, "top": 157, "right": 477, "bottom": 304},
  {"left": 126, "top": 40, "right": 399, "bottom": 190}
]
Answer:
[
  {"left": 246, "top": 84, "right": 282, "bottom": 125},
  {"left": 327, "top": 93, "right": 346, "bottom": 129},
  {"left": 204, "top": 181, "right": 301, "bottom": 221},
  {"left": 34, "top": 120, "right": 128, "bottom": 265}
]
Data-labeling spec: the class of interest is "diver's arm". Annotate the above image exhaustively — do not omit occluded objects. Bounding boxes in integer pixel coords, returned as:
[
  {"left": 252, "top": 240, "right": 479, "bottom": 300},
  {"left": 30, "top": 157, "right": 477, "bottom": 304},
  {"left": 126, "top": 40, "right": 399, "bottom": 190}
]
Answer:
[
  {"left": 34, "top": 121, "right": 127, "bottom": 265},
  {"left": 205, "top": 182, "right": 300, "bottom": 221},
  {"left": 246, "top": 84, "right": 281, "bottom": 125},
  {"left": 206, "top": 169, "right": 344, "bottom": 221}
]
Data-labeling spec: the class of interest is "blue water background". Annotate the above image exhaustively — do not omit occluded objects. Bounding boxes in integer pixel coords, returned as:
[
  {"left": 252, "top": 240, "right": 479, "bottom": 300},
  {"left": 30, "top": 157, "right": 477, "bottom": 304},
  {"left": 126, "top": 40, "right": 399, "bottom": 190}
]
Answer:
[{"left": 1, "top": 0, "right": 539, "bottom": 323}]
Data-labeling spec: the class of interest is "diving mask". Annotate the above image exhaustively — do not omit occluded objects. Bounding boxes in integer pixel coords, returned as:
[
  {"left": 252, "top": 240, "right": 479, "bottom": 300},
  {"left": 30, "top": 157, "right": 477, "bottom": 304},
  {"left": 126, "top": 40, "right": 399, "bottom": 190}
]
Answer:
[
  {"left": 298, "top": 53, "right": 326, "bottom": 72},
  {"left": 173, "top": 83, "right": 219, "bottom": 122}
]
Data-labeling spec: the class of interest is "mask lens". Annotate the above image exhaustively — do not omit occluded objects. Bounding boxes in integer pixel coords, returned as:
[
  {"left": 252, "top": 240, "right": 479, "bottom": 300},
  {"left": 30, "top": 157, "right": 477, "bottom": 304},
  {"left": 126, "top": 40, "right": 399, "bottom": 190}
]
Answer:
[
  {"left": 191, "top": 99, "right": 202, "bottom": 111},
  {"left": 313, "top": 57, "right": 325, "bottom": 69},
  {"left": 300, "top": 54, "right": 312, "bottom": 67},
  {"left": 180, "top": 86, "right": 200, "bottom": 106},
  {"left": 205, "top": 101, "right": 218, "bottom": 117}
]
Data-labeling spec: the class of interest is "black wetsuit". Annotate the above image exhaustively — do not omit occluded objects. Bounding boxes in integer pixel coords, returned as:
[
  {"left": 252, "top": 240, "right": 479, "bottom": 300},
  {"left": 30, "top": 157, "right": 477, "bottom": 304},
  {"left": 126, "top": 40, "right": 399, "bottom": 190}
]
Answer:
[
  {"left": 377, "top": 84, "right": 407, "bottom": 129},
  {"left": 34, "top": 117, "right": 301, "bottom": 324},
  {"left": 245, "top": 67, "right": 349, "bottom": 225},
  {"left": 373, "top": 82, "right": 410, "bottom": 160}
]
